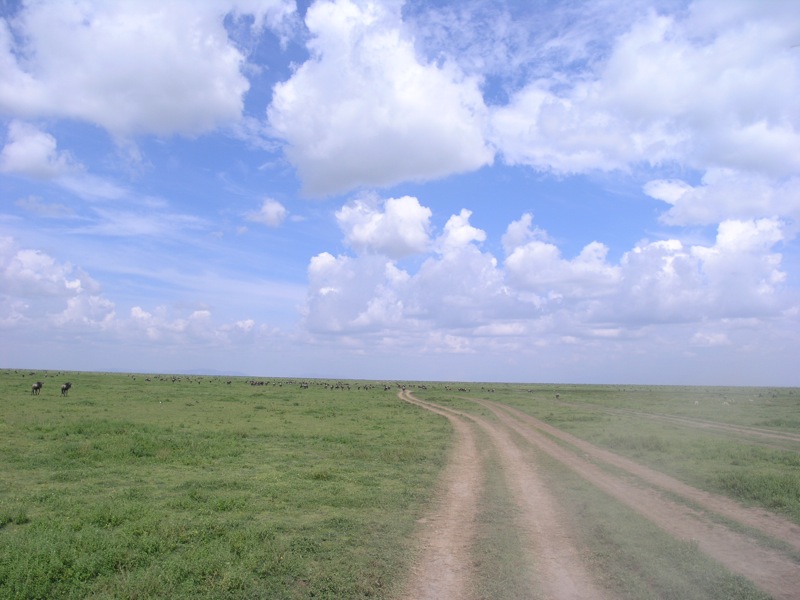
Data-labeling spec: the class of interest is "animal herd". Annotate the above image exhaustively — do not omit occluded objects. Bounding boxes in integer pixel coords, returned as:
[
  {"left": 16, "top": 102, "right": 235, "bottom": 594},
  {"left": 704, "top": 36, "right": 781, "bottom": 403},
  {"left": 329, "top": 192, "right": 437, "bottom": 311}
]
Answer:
[
  {"left": 29, "top": 381, "right": 72, "bottom": 396},
  {"left": 18, "top": 374, "right": 516, "bottom": 398}
]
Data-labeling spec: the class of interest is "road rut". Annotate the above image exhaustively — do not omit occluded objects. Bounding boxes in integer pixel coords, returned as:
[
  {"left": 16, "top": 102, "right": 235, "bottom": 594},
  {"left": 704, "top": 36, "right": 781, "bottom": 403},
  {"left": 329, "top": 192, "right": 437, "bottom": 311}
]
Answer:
[
  {"left": 398, "top": 391, "right": 800, "bottom": 600},
  {"left": 399, "top": 391, "right": 605, "bottom": 600}
]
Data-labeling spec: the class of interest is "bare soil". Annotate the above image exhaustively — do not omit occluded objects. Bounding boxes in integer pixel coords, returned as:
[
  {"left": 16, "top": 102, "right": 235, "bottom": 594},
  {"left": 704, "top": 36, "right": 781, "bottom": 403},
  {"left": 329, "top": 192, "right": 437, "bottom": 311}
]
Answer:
[
  {"left": 397, "top": 394, "right": 482, "bottom": 600},
  {"left": 397, "top": 391, "right": 800, "bottom": 600},
  {"left": 398, "top": 391, "right": 605, "bottom": 600}
]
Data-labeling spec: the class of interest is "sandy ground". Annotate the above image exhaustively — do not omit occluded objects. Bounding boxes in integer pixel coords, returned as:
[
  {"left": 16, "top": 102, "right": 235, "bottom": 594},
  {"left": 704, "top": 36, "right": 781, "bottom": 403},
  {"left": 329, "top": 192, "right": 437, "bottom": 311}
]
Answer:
[
  {"left": 397, "top": 395, "right": 482, "bottom": 600},
  {"left": 397, "top": 391, "right": 800, "bottom": 600},
  {"left": 398, "top": 391, "right": 605, "bottom": 600}
]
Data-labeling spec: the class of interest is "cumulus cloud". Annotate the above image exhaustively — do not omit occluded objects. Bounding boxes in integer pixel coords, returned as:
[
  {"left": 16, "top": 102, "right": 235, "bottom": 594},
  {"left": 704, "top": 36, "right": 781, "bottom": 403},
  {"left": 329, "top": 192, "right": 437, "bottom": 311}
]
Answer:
[
  {"left": 644, "top": 169, "right": 800, "bottom": 227},
  {"left": 489, "top": 2, "right": 800, "bottom": 179},
  {"left": 264, "top": 0, "right": 799, "bottom": 224},
  {"left": 127, "top": 304, "right": 267, "bottom": 346},
  {"left": 411, "top": 242, "right": 505, "bottom": 328},
  {"left": 501, "top": 212, "right": 621, "bottom": 302},
  {"left": 0, "top": 121, "right": 79, "bottom": 179},
  {"left": 247, "top": 198, "right": 288, "bottom": 227},
  {"left": 0, "top": 236, "right": 113, "bottom": 329},
  {"left": 305, "top": 252, "right": 408, "bottom": 332},
  {"left": 53, "top": 294, "right": 116, "bottom": 328},
  {"left": 336, "top": 195, "right": 432, "bottom": 258},
  {"left": 0, "top": 0, "right": 295, "bottom": 137},
  {"left": 0, "top": 235, "right": 286, "bottom": 349},
  {"left": 436, "top": 209, "right": 486, "bottom": 255},
  {"left": 1, "top": 121, "right": 126, "bottom": 200},
  {"left": 505, "top": 238, "right": 620, "bottom": 299},
  {"left": 267, "top": 0, "right": 493, "bottom": 195},
  {"left": 306, "top": 206, "right": 502, "bottom": 333},
  {"left": 501, "top": 213, "right": 548, "bottom": 255},
  {"left": 303, "top": 207, "right": 793, "bottom": 346},
  {"left": 0, "top": 238, "right": 100, "bottom": 298},
  {"left": 616, "top": 218, "right": 786, "bottom": 321}
]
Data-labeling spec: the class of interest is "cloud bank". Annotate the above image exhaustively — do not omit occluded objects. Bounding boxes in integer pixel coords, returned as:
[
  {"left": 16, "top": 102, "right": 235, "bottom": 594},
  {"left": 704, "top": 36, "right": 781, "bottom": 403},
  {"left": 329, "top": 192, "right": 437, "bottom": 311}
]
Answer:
[
  {"left": 1, "top": 0, "right": 798, "bottom": 384},
  {"left": 267, "top": 0, "right": 493, "bottom": 195}
]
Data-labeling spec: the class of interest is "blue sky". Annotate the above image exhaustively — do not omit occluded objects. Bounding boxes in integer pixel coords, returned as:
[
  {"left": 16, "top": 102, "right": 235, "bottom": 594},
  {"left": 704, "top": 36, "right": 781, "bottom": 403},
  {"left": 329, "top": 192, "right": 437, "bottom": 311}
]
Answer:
[{"left": 1, "top": 0, "right": 799, "bottom": 385}]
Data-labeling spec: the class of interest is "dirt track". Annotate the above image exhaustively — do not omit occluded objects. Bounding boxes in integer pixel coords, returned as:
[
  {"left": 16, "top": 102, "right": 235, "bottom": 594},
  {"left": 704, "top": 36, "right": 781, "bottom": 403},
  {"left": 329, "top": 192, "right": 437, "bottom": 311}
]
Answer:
[{"left": 397, "top": 391, "right": 800, "bottom": 600}]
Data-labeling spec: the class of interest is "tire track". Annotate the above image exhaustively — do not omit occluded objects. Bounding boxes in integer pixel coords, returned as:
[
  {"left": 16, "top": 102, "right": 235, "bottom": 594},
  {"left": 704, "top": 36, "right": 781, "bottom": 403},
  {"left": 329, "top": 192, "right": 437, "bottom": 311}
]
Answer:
[
  {"left": 555, "top": 400, "right": 800, "bottom": 447},
  {"left": 398, "top": 392, "right": 482, "bottom": 600},
  {"left": 638, "top": 412, "right": 800, "bottom": 445},
  {"left": 489, "top": 400, "right": 800, "bottom": 553},
  {"left": 400, "top": 391, "right": 606, "bottom": 600},
  {"left": 477, "top": 399, "right": 800, "bottom": 600}
]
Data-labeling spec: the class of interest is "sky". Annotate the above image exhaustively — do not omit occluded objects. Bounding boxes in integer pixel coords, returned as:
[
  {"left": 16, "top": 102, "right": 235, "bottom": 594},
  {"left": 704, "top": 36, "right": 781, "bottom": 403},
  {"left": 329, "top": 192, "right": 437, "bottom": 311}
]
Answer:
[{"left": 1, "top": 0, "right": 799, "bottom": 385}]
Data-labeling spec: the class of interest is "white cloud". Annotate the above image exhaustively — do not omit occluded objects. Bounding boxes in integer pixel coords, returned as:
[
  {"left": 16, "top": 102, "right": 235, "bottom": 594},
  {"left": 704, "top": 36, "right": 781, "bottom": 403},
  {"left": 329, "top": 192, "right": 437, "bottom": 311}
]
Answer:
[
  {"left": 617, "top": 218, "right": 787, "bottom": 321},
  {"left": 1, "top": 121, "right": 127, "bottom": 200},
  {"left": 644, "top": 169, "right": 800, "bottom": 226},
  {"left": 306, "top": 206, "right": 505, "bottom": 333},
  {"left": 247, "top": 198, "right": 288, "bottom": 227},
  {"left": 505, "top": 238, "right": 620, "bottom": 299},
  {"left": 305, "top": 252, "right": 408, "bottom": 332},
  {"left": 0, "top": 236, "right": 113, "bottom": 330},
  {"left": 0, "top": 0, "right": 295, "bottom": 137},
  {"left": 502, "top": 212, "right": 620, "bottom": 300},
  {"left": 436, "top": 209, "right": 486, "bottom": 255},
  {"left": 302, "top": 207, "right": 793, "bottom": 346},
  {"left": 53, "top": 294, "right": 116, "bottom": 328},
  {"left": 0, "top": 121, "right": 79, "bottom": 179},
  {"left": 336, "top": 195, "right": 431, "bottom": 258},
  {"left": 126, "top": 304, "right": 264, "bottom": 345},
  {"left": 411, "top": 242, "right": 505, "bottom": 327},
  {"left": 501, "top": 213, "right": 547, "bottom": 255},
  {"left": 0, "top": 238, "right": 99, "bottom": 298},
  {"left": 267, "top": 0, "right": 493, "bottom": 195},
  {"left": 490, "top": 2, "right": 800, "bottom": 179}
]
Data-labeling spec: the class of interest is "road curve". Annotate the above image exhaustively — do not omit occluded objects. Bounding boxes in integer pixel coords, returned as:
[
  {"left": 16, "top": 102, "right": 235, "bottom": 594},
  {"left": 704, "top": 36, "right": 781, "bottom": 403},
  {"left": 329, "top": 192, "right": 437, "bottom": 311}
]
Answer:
[
  {"left": 397, "top": 393, "right": 482, "bottom": 600},
  {"left": 399, "top": 391, "right": 606, "bottom": 600},
  {"left": 398, "top": 391, "right": 800, "bottom": 600}
]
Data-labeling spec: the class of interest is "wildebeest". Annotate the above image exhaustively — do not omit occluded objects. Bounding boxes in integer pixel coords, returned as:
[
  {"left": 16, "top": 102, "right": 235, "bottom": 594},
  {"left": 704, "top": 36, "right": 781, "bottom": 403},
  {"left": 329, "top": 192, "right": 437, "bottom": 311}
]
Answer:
[
  {"left": 31, "top": 381, "right": 43, "bottom": 395},
  {"left": 61, "top": 382, "right": 72, "bottom": 396}
]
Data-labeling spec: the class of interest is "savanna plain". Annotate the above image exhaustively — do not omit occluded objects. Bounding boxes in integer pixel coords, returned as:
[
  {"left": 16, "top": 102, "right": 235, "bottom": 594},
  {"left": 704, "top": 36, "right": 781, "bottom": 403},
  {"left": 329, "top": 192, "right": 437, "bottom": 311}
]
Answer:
[{"left": 1, "top": 370, "right": 799, "bottom": 599}]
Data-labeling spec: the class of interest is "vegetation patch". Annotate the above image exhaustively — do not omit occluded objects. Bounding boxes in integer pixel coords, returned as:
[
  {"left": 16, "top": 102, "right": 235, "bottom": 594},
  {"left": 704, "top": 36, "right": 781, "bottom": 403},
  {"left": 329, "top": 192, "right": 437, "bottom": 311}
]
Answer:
[
  {"left": 533, "top": 450, "right": 771, "bottom": 600},
  {"left": 470, "top": 429, "right": 533, "bottom": 600},
  {"left": 0, "top": 371, "right": 449, "bottom": 599},
  {"left": 716, "top": 470, "right": 800, "bottom": 514},
  {"left": 485, "top": 384, "right": 800, "bottom": 524}
]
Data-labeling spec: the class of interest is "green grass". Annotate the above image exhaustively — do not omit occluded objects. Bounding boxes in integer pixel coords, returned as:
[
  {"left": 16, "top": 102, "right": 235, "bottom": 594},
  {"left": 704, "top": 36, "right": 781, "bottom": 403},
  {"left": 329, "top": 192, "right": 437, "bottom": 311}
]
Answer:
[
  {"left": 4, "top": 374, "right": 799, "bottom": 598},
  {"left": 470, "top": 426, "right": 533, "bottom": 600},
  {"left": 413, "top": 384, "right": 784, "bottom": 600},
  {"left": 532, "top": 446, "right": 771, "bottom": 600},
  {"left": 467, "top": 383, "right": 800, "bottom": 524},
  {"left": 0, "top": 371, "right": 450, "bottom": 599}
]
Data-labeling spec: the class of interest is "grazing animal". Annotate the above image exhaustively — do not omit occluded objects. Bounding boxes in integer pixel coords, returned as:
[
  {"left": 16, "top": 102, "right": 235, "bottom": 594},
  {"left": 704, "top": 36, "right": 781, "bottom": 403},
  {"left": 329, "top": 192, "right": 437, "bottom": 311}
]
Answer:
[
  {"left": 61, "top": 382, "right": 72, "bottom": 396},
  {"left": 31, "top": 381, "right": 43, "bottom": 395}
]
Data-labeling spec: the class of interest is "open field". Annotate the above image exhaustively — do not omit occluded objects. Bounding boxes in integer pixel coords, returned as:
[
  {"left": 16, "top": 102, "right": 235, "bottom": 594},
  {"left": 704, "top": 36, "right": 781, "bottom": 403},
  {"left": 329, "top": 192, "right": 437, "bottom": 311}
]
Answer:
[
  {"left": 0, "top": 370, "right": 450, "bottom": 599},
  {"left": 2, "top": 370, "right": 799, "bottom": 599}
]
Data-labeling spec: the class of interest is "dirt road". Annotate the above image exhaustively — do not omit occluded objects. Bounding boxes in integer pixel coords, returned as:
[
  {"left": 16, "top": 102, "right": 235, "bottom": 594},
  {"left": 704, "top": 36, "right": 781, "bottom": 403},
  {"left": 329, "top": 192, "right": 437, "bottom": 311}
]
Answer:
[{"left": 397, "top": 391, "right": 800, "bottom": 600}]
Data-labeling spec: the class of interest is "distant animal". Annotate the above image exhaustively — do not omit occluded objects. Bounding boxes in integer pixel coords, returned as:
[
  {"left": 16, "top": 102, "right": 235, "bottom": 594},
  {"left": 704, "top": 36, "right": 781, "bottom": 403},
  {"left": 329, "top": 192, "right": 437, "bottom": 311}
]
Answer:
[
  {"left": 31, "top": 381, "right": 43, "bottom": 395},
  {"left": 61, "top": 382, "right": 72, "bottom": 396}
]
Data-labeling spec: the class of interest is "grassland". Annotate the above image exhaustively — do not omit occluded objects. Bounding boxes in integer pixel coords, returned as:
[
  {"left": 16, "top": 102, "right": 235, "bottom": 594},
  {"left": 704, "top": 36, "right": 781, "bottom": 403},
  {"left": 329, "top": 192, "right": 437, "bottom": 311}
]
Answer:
[
  {"left": 470, "top": 384, "right": 800, "bottom": 524},
  {"left": 0, "top": 371, "right": 450, "bottom": 599},
  {"left": 2, "top": 371, "right": 799, "bottom": 599}
]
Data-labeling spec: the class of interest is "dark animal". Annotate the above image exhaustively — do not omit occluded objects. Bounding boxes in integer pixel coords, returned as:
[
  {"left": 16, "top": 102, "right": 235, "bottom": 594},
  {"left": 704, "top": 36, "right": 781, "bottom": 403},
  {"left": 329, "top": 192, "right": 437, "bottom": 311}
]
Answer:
[
  {"left": 31, "top": 381, "right": 43, "bottom": 395},
  {"left": 61, "top": 382, "right": 72, "bottom": 396}
]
